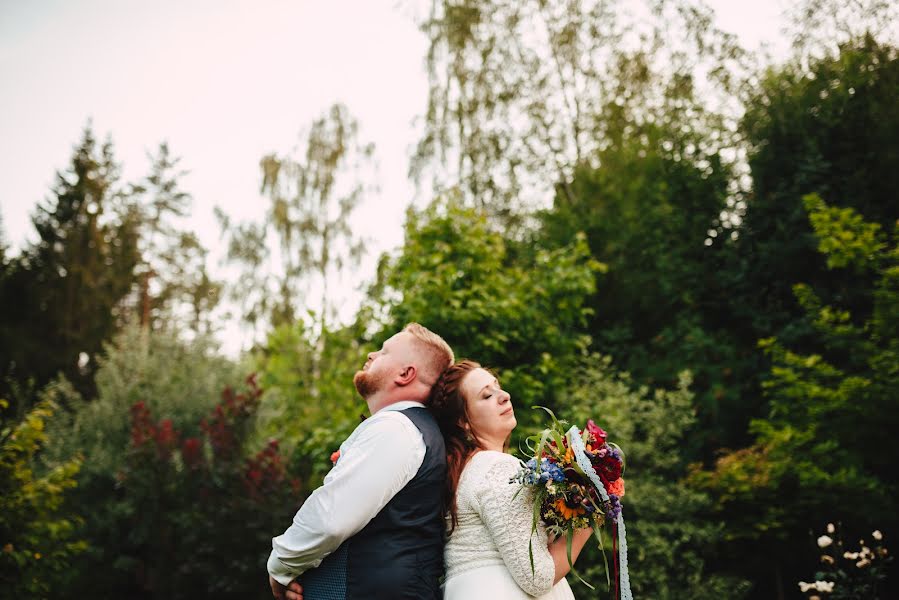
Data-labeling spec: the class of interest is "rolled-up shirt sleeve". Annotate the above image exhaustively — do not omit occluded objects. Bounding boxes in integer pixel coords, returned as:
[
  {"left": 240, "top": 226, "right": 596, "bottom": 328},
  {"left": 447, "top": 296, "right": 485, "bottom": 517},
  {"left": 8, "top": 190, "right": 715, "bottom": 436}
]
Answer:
[{"left": 267, "top": 410, "right": 425, "bottom": 585}]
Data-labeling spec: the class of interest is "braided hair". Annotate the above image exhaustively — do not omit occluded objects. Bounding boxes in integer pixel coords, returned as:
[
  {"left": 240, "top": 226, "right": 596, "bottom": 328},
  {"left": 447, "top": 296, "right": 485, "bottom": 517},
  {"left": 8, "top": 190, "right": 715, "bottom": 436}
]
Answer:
[{"left": 429, "top": 359, "right": 486, "bottom": 533}]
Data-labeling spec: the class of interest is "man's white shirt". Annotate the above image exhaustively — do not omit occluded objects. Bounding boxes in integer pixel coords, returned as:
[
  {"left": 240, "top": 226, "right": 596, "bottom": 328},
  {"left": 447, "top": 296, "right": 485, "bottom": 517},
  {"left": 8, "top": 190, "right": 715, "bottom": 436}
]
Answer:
[{"left": 267, "top": 400, "right": 427, "bottom": 585}]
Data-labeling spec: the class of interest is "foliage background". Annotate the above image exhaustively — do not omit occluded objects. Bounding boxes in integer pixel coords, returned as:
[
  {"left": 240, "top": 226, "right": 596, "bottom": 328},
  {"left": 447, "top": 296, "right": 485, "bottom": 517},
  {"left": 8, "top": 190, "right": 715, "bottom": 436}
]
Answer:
[{"left": 1, "top": 1, "right": 897, "bottom": 598}]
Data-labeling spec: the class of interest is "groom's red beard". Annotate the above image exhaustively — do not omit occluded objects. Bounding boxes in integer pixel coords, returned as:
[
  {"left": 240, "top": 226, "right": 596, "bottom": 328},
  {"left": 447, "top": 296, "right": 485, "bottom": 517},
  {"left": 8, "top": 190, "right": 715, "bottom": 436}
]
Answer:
[{"left": 353, "top": 369, "right": 388, "bottom": 398}]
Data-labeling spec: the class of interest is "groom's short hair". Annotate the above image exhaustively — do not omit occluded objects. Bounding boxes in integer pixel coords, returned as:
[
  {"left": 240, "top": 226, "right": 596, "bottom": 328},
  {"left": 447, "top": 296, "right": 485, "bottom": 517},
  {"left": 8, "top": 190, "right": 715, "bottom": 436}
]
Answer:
[{"left": 403, "top": 322, "right": 454, "bottom": 389}]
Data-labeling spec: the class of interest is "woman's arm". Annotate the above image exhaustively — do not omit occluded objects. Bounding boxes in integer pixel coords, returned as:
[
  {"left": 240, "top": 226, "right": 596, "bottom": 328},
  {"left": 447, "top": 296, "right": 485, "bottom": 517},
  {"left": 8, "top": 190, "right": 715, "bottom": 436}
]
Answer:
[
  {"left": 475, "top": 453, "right": 559, "bottom": 596},
  {"left": 547, "top": 527, "right": 594, "bottom": 583}
]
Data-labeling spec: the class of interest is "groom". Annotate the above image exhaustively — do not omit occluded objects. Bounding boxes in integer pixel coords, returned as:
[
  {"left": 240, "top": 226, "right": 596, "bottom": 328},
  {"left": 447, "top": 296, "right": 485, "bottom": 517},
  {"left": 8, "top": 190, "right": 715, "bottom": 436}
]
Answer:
[{"left": 268, "top": 323, "right": 453, "bottom": 600}]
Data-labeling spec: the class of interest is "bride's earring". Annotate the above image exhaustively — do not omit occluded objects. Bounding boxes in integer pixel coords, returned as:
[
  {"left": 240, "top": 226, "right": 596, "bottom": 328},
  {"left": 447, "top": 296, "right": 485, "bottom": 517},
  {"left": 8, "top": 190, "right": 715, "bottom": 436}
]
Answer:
[{"left": 463, "top": 425, "right": 475, "bottom": 446}]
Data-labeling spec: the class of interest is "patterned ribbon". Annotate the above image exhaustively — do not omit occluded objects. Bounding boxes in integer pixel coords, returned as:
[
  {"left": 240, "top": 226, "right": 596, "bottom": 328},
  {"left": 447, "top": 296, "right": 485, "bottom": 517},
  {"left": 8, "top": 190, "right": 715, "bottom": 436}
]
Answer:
[{"left": 567, "top": 425, "right": 633, "bottom": 600}]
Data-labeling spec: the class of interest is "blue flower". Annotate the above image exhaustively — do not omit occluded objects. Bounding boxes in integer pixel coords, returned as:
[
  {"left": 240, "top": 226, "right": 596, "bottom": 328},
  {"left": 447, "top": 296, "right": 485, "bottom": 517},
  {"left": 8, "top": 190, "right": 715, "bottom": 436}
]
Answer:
[{"left": 539, "top": 459, "right": 566, "bottom": 483}]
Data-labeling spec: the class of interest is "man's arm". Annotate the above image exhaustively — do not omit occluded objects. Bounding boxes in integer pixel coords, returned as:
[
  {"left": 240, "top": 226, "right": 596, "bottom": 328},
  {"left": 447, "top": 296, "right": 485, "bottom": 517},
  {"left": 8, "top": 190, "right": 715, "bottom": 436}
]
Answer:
[{"left": 267, "top": 413, "right": 425, "bottom": 585}]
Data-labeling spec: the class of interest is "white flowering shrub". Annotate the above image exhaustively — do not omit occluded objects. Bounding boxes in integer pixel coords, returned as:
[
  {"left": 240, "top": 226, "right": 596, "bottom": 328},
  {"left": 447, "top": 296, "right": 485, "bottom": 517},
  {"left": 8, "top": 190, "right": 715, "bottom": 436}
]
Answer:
[{"left": 799, "top": 522, "right": 892, "bottom": 599}]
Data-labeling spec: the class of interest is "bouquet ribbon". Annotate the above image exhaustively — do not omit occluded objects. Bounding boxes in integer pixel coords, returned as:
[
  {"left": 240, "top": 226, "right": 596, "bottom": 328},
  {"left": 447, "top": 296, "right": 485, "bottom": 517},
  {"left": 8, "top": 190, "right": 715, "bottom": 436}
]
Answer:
[{"left": 567, "top": 425, "right": 633, "bottom": 600}]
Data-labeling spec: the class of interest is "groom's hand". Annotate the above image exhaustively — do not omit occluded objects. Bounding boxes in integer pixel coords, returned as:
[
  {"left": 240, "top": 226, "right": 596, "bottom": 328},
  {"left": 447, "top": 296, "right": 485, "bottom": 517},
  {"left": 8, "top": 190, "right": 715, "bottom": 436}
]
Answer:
[
  {"left": 285, "top": 580, "right": 304, "bottom": 600},
  {"left": 269, "top": 575, "right": 289, "bottom": 600}
]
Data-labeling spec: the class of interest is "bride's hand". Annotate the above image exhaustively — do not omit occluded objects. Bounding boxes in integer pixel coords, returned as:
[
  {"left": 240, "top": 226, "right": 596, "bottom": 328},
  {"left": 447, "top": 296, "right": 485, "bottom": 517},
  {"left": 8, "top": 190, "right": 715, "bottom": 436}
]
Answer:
[{"left": 548, "top": 527, "right": 594, "bottom": 584}]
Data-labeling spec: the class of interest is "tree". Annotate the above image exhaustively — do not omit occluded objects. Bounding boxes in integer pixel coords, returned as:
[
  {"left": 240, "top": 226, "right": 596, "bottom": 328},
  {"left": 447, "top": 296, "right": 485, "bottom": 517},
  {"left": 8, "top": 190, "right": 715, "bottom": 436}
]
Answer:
[
  {"left": 127, "top": 143, "right": 222, "bottom": 336},
  {"left": 43, "top": 324, "right": 246, "bottom": 481},
  {"left": 412, "top": 0, "right": 747, "bottom": 221},
  {"left": 0, "top": 399, "right": 86, "bottom": 599},
  {"left": 369, "top": 194, "right": 601, "bottom": 420},
  {"left": 557, "top": 356, "right": 751, "bottom": 599},
  {"left": 0, "top": 125, "right": 140, "bottom": 405},
  {"left": 690, "top": 195, "right": 899, "bottom": 599},
  {"left": 0, "top": 212, "right": 7, "bottom": 265},
  {"left": 251, "top": 320, "right": 368, "bottom": 488},
  {"left": 56, "top": 376, "right": 300, "bottom": 599},
  {"left": 219, "top": 103, "right": 375, "bottom": 347},
  {"left": 538, "top": 100, "right": 750, "bottom": 454},
  {"left": 785, "top": 0, "right": 898, "bottom": 58},
  {"left": 729, "top": 36, "right": 899, "bottom": 354}
]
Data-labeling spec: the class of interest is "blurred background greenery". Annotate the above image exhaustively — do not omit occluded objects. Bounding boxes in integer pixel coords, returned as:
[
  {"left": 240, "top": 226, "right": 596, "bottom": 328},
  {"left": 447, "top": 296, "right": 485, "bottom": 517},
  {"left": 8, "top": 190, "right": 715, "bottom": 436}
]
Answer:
[{"left": 1, "top": 0, "right": 897, "bottom": 598}]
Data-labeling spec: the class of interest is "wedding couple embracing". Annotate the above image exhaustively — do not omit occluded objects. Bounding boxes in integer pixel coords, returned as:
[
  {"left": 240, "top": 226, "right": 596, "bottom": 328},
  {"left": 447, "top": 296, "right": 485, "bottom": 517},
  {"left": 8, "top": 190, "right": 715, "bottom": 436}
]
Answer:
[{"left": 268, "top": 323, "right": 592, "bottom": 600}]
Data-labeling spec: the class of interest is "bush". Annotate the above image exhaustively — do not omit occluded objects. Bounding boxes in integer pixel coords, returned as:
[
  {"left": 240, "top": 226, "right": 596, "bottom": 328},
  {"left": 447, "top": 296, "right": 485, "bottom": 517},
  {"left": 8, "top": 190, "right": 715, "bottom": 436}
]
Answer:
[{"left": 0, "top": 399, "right": 86, "bottom": 599}]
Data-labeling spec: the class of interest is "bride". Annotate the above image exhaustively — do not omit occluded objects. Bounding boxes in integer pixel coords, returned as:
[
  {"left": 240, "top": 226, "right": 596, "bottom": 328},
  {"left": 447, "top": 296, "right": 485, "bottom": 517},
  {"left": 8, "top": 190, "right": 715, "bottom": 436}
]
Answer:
[{"left": 430, "top": 360, "right": 593, "bottom": 599}]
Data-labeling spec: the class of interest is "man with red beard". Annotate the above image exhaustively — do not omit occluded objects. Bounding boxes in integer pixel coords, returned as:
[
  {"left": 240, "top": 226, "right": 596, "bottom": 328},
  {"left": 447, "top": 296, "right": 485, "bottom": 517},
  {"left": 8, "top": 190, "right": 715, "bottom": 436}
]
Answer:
[{"left": 268, "top": 323, "right": 453, "bottom": 600}]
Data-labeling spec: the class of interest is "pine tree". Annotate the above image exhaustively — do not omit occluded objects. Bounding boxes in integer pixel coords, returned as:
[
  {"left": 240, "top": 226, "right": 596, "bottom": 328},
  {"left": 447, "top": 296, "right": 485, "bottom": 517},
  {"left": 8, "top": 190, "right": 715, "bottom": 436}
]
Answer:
[{"left": 0, "top": 125, "right": 139, "bottom": 404}]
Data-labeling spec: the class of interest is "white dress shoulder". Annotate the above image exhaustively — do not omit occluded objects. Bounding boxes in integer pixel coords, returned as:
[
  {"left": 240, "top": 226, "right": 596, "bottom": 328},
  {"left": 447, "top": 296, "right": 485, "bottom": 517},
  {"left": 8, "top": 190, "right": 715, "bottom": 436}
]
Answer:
[{"left": 443, "top": 450, "right": 576, "bottom": 600}]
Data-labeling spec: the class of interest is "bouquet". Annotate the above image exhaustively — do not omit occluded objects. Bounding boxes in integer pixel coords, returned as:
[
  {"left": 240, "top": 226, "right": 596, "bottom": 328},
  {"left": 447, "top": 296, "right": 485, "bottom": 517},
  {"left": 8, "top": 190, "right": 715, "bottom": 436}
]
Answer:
[{"left": 512, "top": 407, "right": 632, "bottom": 600}]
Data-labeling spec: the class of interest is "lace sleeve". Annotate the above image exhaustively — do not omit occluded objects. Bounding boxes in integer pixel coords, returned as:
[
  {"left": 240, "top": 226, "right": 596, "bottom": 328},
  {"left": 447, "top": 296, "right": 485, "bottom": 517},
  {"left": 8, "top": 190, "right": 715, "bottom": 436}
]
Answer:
[{"left": 473, "top": 452, "right": 555, "bottom": 597}]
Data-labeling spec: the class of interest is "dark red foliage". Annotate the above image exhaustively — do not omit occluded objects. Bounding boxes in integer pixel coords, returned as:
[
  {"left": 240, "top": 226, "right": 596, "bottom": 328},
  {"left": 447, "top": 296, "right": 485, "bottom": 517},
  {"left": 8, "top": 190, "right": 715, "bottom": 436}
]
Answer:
[
  {"left": 200, "top": 374, "right": 263, "bottom": 461},
  {"left": 125, "top": 374, "right": 288, "bottom": 498},
  {"left": 181, "top": 437, "right": 202, "bottom": 469},
  {"left": 116, "top": 374, "right": 304, "bottom": 598},
  {"left": 243, "top": 439, "right": 290, "bottom": 500},
  {"left": 129, "top": 401, "right": 156, "bottom": 447}
]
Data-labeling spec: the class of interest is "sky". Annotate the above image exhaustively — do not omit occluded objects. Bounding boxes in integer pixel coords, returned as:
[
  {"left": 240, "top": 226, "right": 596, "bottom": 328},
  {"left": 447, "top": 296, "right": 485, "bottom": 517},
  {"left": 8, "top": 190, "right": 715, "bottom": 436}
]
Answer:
[{"left": 0, "top": 0, "right": 791, "bottom": 353}]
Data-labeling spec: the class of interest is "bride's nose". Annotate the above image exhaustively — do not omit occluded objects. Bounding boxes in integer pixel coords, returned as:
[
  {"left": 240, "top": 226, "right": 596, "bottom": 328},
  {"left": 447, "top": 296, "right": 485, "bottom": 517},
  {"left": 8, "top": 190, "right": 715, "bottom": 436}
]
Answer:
[{"left": 498, "top": 390, "right": 510, "bottom": 404}]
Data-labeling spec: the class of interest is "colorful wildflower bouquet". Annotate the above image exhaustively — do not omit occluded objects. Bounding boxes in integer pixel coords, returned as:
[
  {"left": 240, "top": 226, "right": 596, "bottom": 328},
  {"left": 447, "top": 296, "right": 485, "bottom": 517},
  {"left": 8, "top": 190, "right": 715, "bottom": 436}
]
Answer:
[{"left": 511, "top": 407, "right": 632, "bottom": 599}]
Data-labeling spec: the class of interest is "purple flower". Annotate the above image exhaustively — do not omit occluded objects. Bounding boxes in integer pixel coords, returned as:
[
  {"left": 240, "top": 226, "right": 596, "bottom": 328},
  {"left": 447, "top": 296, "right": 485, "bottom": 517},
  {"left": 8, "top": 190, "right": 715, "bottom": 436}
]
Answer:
[{"left": 606, "top": 494, "right": 622, "bottom": 520}]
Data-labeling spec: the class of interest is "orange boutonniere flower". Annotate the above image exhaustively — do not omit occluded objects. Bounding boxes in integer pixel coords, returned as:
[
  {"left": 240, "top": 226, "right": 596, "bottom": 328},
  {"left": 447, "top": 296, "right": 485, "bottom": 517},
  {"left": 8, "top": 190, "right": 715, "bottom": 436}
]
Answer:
[{"left": 330, "top": 449, "right": 341, "bottom": 465}]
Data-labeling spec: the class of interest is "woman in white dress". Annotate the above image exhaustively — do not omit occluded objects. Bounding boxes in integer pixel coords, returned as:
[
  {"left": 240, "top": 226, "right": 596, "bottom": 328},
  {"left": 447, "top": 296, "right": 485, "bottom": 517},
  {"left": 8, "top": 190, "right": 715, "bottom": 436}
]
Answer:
[{"left": 429, "top": 360, "right": 593, "bottom": 599}]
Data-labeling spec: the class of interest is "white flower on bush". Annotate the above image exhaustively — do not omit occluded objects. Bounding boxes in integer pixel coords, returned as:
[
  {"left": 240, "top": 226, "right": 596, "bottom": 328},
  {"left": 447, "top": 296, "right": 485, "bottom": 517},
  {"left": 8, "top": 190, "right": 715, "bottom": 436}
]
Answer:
[
  {"left": 826, "top": 523, "right": 835, "bottom": 534},
  {"left": 872, "top": 530, "right": 883, "bottom": 541},
  {"left": 799, "top": 580, "right": 836, "bottom": 593},
  {"left": 817, "top": 535, "right": 833, "bottom": 548}
]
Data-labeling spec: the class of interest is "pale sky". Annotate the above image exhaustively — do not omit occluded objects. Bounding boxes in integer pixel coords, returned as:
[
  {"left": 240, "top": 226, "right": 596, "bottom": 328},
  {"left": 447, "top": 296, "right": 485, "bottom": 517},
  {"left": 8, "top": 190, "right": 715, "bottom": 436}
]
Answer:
[{"left": 0, "top": 0, "right": 790, "bottom": 353}]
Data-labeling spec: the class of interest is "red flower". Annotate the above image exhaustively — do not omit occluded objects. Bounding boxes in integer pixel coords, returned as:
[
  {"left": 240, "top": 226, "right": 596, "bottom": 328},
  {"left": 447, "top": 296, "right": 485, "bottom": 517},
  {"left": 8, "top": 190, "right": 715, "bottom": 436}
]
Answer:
[
  {"left": 596, "top": 454, "right": 622, "bottom": 484},
  {"left": 330, "top": 450, "right": 341, "bottom": 465},
  {"left": 586, "top": 420, "right": 607, "bottom": 444}
]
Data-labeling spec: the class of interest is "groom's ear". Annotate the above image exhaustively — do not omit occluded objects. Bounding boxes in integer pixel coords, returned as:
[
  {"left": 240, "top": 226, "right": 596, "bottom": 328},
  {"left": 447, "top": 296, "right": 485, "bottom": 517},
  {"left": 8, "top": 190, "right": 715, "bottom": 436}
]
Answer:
[{"left": 395, "top": 365, "right": 417, "bottom": 386}]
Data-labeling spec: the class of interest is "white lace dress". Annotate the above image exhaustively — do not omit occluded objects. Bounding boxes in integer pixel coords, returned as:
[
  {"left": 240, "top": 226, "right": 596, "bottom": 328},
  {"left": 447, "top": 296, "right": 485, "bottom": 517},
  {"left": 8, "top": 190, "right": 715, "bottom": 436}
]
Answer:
[{"left": 443, "top": 451, "right": 576, "bottom": 600}]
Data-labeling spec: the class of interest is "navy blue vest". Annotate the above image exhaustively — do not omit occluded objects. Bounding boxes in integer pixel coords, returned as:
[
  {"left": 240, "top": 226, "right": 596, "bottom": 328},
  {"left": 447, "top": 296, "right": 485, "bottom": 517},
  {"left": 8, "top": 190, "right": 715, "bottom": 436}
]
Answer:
[{"left": 299, "top": 407, "right": 446, "bottom": 600}]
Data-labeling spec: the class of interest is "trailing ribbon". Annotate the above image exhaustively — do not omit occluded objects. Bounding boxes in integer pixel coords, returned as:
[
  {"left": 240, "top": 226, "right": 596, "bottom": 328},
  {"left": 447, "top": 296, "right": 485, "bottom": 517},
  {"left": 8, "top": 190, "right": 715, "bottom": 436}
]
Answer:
[{"left": 567, "top": 425, "right": 633, "bottom": 600}]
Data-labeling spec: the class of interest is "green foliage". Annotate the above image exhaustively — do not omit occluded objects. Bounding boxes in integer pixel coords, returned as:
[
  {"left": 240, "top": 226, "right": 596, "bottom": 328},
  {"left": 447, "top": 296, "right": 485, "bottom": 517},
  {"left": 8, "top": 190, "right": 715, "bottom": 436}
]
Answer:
[
  {"left": 0, "top": 399, "right": 86, "bottom": 599},
  {"left": 0, "top": 125, "right": 140, "bottom": 405},
  {"left": 128, "top": 142, "right": 222, "bottom": 335},
  {"left": 546, "top": 355, "right": 750, "bottom": 599},
  {"left": 540, "top": 109, "right": 748, "bottom": 454},
  {"left": 44, "top": 324, "right": 246, "bottom": 479},
  {"left": 798, "top": 523, "right": 892, "bottom": 599},
  {"left": 253, "top": 321, "right": 366, "bottom": 487},
  {"left": 219, "top": 103, "right": 374, "bottom": 338},
  {"left": 372, "top": 195, "right": 601, "bottom": 420},
  {"left": 59, "top": 377, "right": 299, "bottom": 599},
  {"left": 692, "top": 196, "right": 898, "bottom": 594},
  {"left": 413, "top": 0, "right": 746, "bottom": 219},
  {"left": 732, "top": 36, "right": 899, "bottom": 349}
]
